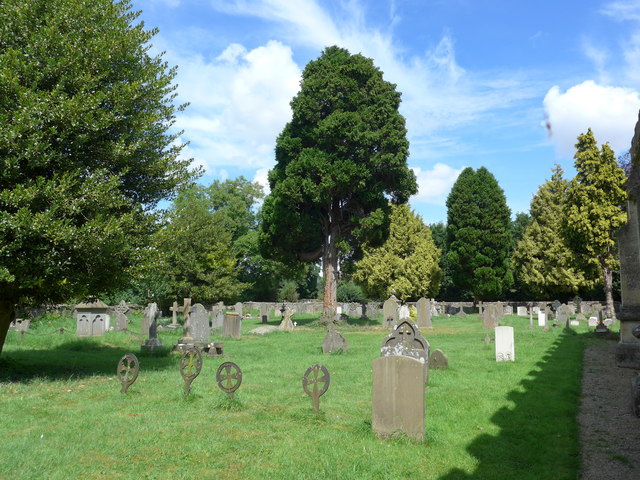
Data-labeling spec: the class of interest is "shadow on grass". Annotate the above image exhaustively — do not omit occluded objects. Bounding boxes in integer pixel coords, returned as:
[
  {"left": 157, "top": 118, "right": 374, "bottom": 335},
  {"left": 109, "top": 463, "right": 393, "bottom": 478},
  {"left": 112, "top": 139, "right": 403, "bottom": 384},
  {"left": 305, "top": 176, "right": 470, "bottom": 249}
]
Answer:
[
  {"left": 0, "top": 339, "right": 177, "bottom": 383},
  {"left": 438, "top": 330, "right": 587, "bottom": 480}
]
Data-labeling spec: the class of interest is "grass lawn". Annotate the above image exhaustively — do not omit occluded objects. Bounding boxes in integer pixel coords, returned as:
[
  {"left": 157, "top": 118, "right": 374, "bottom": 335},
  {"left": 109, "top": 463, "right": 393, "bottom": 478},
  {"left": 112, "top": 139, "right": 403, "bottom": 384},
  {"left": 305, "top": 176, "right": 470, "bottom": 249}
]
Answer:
[{"left": 0, "top": 311, "right": 596, "bottom": 479}]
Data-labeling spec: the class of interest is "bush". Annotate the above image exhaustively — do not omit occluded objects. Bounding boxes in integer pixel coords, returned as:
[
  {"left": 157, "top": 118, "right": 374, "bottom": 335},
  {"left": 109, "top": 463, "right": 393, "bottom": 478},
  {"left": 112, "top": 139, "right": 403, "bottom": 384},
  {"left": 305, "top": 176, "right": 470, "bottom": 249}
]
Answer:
[
  {"left": 337, "top": 281, "right": 367, "bottom": 303},
  {"left": 277, "top": 280, "right": 299, "bottom": 302}
]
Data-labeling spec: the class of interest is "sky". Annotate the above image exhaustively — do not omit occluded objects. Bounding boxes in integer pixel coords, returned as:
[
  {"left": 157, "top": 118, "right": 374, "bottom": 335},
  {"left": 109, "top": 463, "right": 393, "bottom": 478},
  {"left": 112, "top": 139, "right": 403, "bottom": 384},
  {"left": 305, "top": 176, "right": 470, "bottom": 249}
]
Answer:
[{"left": 131, "top": 0, "right": 640, "bottom": 224}]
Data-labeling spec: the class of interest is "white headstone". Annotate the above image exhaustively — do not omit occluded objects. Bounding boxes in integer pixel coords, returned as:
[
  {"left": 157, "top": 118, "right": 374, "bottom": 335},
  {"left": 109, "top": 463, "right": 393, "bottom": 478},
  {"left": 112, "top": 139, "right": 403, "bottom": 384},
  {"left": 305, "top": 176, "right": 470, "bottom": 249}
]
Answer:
[
  {"left": 495, "top": 326, "right": 515, "bottom": 362},
  {"left": 398, "top": 304, "right": 410, "bottom": 320},
  {"left": 517, "top": 306, "right": 528, "bottom": 316},
  {"left": 537, "top": 312, "right": 546, "bottom": 327},
  {"left": 588, "top": 316, "right": 598, "bottom": 327}
]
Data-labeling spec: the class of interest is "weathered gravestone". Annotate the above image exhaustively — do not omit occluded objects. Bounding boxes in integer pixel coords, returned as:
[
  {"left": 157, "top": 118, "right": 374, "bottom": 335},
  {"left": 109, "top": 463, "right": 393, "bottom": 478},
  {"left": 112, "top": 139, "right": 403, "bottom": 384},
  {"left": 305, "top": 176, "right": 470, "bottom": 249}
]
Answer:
[
  {"left": 113, "top": 301, "right": 129, "bottom": 332},
  {"left": 398, "top": 304, "right": 410, "bottom": 320},
  {"left": 372, "top": 355, "right": 425, "bottom": 441},
  {"left": 189, "top": 303, "right": 211, "bottom": 344},
  {"left": 556, "top": 304, "right": 571, "bottom": 327},
  {"left": 322, "top": 328, "right": 348, "bottom": 354},
  {"left": 517, "top": 306, "right": 528, "bottom": 317},
  {"left": 222, "top": 313, "right": 242, "bottom": 339},
  {"left": 234, "top": 302, "right": 243, "bottom": 316},
  {"left": 279, "top": 306, "right": 295, "bottom": 331},
  {"left": 211, "top": 303, "right": 225, "bottom": 332},
  {"left": 482, "top": 303, "right": 499, "bottom": 329},
  {"left": 429, "top": 349, "right": 448, "bottom": 369},
  {"left": 141, "top": 303, "right": 165, "bottom": 354},
  {"left": 504, "top": 305, "right": 513, "bottom": 315},
  {"left": 75, "top": 300, "right": 110, "bottom": 337},
  {"left": 383, "top": 295, "right": 399, "bottom": 325},
  {"left": 141, "top": 302, "right": 159, "bottom": 338},
  {"left": 495, "top": 326, "right": 515, "bottom": 362},
  {"left": 416, "top": 297, "right": 432, "bottom": 329},
  {"left": 380, "top": 320, "right": 430, "bottom": 383},
  {"left": 588, "top": 316, "right": 599, "bottom": 327}
]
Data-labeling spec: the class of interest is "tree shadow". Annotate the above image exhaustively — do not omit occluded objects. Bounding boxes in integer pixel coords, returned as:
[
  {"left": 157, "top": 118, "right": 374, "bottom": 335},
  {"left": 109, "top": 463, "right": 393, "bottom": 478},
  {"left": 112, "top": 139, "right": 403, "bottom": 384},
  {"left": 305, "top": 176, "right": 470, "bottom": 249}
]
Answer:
[
  {"left": 0, "top": 339, "right": 177, "bottom": 383},
  {"left": 438, "top": 331, "right": 585, "bottom": 480}
]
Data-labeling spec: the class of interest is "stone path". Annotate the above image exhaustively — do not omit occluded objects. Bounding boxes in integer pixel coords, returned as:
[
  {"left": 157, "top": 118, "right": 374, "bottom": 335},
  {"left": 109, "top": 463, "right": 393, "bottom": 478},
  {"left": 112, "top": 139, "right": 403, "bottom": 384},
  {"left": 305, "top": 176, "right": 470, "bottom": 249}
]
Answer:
[{"left": 579, "top": 338, "right": 640, "bottom": 479}]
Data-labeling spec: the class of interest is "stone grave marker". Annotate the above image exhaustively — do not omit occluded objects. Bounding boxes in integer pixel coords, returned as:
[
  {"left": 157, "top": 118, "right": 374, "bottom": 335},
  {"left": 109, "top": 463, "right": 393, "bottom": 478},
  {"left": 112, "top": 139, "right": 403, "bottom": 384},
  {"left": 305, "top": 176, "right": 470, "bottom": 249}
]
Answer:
[
  {"left": 588, "top": 316, "right": 598, "bottom": 327},
  {"left": 141, "top": 302, "right": 159, "bottom": 338},
  {"left": 538, "top": 312, "right": 546, "bottom": 327},
  {"left": 322, "top": 328, "right": 348, "bottom": 354},
  {"left": 211, "top": 303, "right": 225, "bottom": 332},
  {"left": 517, "top": 306, "right": 528, "bottom": 316},
  {"left": 189, "top": 303, "right": 211, "bottom": 344},
  {"left": 398, "top": 304, "right": 410, "bottom": 320},
  {"left": 279, "top": 306, "right": 295, "bottom": 331},
  {"left": 75, "top": 300, "right": 110, "bottom": 337},
  {"left": 234, "top": 302, "right": 243, "bottom": 316},
  {"left": 380, "top": 320, "right": 429, "bottom": 383},
  {"left": 302, "top": 364, "right": 330, "bottom": 414},
  {"left": 429, "top": 349, "right": 448, "bottom": 369},
  {"left": 372, "top": 355, "right": 425, "bottom": 440},
  {"left": 383, "top": 295, "right": 399, "bottom": 325},
  {"left": 116, "top": 353, "right": 139, "bottom": 394},
  {"left": 216, "top": 362, "right": 242, "bottom": 399},
  {"left": 504, "top": 305, "right": 513, "bottom": 315},
  {"left": 416, "top": 297, "right": 432, "bottom": 329},
  {"left": 260, "top": 303, "right": 269, "bottom": 324},
  {"left": 222, "top": 313, "right": 242, "bottom": 339},
  {"left": 556, "top": 303, "right": 570, "bottom": 327},
  {"left": 113, "top": 301, "right": 129, "bottom": 332},
  {"left": 180, "top": 347, "right": 202, "bottom": 396},
  {"left": 482, "top": 303, "right": 499, "bottom": 329},
  {"left": 141, "top": 302, "right": 165, "bottom": 354},
  {"left": 495, "top": 326, "right": 515, "bottom": 362}
]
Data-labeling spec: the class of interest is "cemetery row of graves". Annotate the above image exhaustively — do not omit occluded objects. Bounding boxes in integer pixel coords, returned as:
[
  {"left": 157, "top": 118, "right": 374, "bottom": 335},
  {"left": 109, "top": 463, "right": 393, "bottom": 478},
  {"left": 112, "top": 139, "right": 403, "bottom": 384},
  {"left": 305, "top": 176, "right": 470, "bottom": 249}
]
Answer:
[{"left": 0, "top": 295, "right": 609, "bottom": 479}]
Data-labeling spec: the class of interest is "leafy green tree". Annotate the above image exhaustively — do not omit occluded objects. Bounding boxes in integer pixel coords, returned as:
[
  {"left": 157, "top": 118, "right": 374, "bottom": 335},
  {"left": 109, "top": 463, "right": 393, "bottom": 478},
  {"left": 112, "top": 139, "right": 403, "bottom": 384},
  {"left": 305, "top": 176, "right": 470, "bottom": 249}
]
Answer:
[
  {"left": 207, "top": 177, "right": 263, "bottom": 243},
  {"left": 0, "top": 0, "right": 193, "bottom": 354},
  {"left": 259, "top": 46, "right": 417, "bottom": 321},
  {"left": 155, "top": 186, "right": 246, "bottom": 305},
  {"left": 512, "top": 165, "right": 597, "bottom": 299},
  {"left": 564, "top": 129, "right": 627, "bottom": 317},
  {"left": 354, "top": 204, "right": 441, "bottom": 301},
  {"left": 445, "top": 167, "right": 513, "bottom": 300}
]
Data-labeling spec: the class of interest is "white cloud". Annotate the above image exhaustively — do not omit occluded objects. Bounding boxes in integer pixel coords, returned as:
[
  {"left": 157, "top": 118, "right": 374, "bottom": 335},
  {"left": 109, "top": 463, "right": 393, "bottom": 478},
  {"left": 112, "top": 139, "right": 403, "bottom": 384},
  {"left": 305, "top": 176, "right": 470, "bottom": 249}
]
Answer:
[
  {"left": 411, "top": 163, "right": 464, "bottom": 205},
  {"left": 253, "top": 167, "right": 271, "bottom": 196},
  {"left": 543, "top": 80, "right": 640, "bottom": 156},
  {"left": 601, "top": 0, "right": 640, "bottom": 21},
  {"left": 167, "top": 40, "right": 301, "bottom": 173}
]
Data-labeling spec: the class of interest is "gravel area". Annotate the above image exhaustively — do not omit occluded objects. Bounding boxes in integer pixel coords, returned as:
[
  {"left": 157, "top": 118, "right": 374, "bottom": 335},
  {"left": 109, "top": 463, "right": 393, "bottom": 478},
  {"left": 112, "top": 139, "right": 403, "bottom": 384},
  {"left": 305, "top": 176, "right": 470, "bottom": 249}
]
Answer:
[{"left": 579, "top": 338, "right": 640, "bottom": 479}]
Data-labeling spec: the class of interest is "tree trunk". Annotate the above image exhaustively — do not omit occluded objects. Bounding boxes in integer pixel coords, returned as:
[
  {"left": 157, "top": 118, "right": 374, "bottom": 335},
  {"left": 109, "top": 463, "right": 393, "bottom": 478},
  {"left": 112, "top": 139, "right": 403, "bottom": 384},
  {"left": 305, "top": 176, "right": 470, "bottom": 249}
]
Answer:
[
  {"left": 0, "top": 300, "right": 16, "bottom": 356},
  {"left": 322, "top": 215, "right": 339, "bottom": 325},
  {"left": 602, "top": 262, "right": 616, "bottom": 319}
]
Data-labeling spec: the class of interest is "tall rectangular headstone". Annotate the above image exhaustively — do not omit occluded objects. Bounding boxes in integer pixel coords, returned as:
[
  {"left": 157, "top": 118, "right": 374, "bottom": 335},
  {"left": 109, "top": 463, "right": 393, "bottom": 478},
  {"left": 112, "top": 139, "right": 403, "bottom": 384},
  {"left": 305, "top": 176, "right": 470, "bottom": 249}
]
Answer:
[
  {"left": 189, "top": 303, "right": 210, "bottom": 343},
  {"left": 538, "top": 312, "right": 546, "bottom": 327},
  {"left": 416, "top": 297, "right": 432, "bottom": 329},
  {"left": 234, "top": 302, "right": 243, "bottom": 316},
  {"left": 372, "top": 355, "right": 425, "bottom": 440},
  {"left": 495, "top": 326, "right": 515, "bottom": 362},
  {"left": 383, "top": 296, "right": 399, "bottom": 324}
]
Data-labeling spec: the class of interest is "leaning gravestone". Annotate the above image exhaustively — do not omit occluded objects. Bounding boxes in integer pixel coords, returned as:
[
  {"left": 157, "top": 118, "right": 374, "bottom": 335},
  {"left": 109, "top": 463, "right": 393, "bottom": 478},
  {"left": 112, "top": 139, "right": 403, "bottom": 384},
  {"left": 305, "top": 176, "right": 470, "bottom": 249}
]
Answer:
[
  {"left": 429, "top": 349, "right": 449, "bottom": 369},
  {"left": 372, "top": 355, "right": 425, "bottom": 441},
  {"left": 222, "top": 313, "right": 242, "bottom": 339},
  {"left": 189, "top": 303, "right": 210, "bottom": 344},
  {"left": 416, "top": 297, "right": 432, "bottom": 329},
  {"left": 495, "top": 326, "right": 515, "bottom": 362},
  {"left": 322, "top": 328, "right": 348, "bottom": 354}
]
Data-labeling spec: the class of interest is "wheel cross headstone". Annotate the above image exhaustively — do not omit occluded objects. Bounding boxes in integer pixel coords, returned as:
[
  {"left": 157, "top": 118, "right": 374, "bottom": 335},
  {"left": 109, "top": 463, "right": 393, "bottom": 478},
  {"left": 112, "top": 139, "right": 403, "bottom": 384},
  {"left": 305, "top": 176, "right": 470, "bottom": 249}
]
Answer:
[
  {"left": 180, "top": 347, "right": 202, "bottom": 395},
  {"left": 302, "top": 364, "right": 330, "bottom": 414},
  {"left": 117, "top": 353, "right": 139, "bottom": 394},
  {"left": 216, "top": 362, "right": 242, "bottom": 398}
]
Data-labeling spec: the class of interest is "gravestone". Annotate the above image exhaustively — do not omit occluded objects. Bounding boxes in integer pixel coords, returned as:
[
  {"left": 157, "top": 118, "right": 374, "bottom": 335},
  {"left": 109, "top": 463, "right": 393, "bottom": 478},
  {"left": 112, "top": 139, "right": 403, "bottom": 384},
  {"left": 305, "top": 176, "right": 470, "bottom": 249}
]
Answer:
[
  {"left": 504, "top": 305, "right": 513, "bottom": 315},
  {"left": 211, "top": 303, "right": 225, "bottom": 332},
  {"left": 429, "top": 349, "right": 448, "bottom": 369},
  {"left": 75, "top": 300, "right": 110, "bottom": 337},
  {"left": 222, "top": 313, "right": 242, "bottom": 339},
  {"left": 279, "top": 306, "right": 295, "bottom": 331},
  {"left": 189, "top": 303, "right": 210, "bottom": 344},
  {"left": 383, "top": 295, "right": 399, "bottom": 324},
  {"left": 398, "top": 304, "right": 410, "bottom": 320},
  {"left": 260, "top": 303, "right": 269, "bottom": 324},
  {"left": 556, "top": 303, "right": 571, "bottom": 327},
  {"left": 322, "top": 328, "right": 348, "bottom": 354},
  {"left": 538, "top": 312, "right": 546, "bottom": 327},
  {"left": 234, "top": 302, "right": 243, "bottom": 316},
  {"left": 380, "top": 320, "right": 429, "bottom": 383},
  {"left": 482, "top": 303, "right": 499, "bottom": 329},
  {"left": 372, "top": 355, "right": 425, "bottom": 440},
  {"left": 114, "top": 312, "right": 128, "bottom": 332},
  {"left": 416, "top": 297, "right": 432, "bottom": 329},
  {"left": 495, "top": 326, "right": 515, "bottom": 361},
  {"left": 141, "top": 302, "right": 159, "bottom": 337},
  {"left": 588, "top": 317, "right": 598, "bottom": 327},
  {"left": 517, "top": 306, "right": 528, "bottom": 317},
  {"left": 9, "top": 318, "right": 30, "bottom": 332}
]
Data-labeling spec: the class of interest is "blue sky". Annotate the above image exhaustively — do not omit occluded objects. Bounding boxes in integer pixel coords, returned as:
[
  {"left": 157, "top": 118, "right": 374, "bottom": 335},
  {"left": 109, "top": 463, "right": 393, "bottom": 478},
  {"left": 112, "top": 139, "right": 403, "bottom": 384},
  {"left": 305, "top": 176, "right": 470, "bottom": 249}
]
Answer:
[{"left": 132, "top": 0, "right": 640, "bottom": 224}]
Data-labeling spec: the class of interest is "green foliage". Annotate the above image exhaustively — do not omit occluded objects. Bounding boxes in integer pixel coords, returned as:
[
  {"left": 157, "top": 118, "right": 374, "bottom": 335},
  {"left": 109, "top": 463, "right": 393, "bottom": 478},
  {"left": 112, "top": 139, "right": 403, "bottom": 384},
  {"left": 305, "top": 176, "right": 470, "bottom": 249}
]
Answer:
[
  {"left": 563, "top": 129, "right": 627, "bottom": 313},
  {"left": 354, "top": 204, "right": 441, "bottom": 301},
  {"left": 276, "top": 280, "right": 299, "bottom": 302},
  {"left": 0, "top": 0, "right": 194, "bottom": 308},
  {"left": 336, "top": 281, "right": 366, "bottom": 303},
  {"left": 512, "top": 165, "right": 597, "bottom": 299},
  {"left": 260, "top": 46, "right": 417, "bottom": 310},
  {"left": 445, "top": 167, "right": 513, "bottom": 300},
  {"left": 154, "top": 186, "right": 247, "bottom": 305}
]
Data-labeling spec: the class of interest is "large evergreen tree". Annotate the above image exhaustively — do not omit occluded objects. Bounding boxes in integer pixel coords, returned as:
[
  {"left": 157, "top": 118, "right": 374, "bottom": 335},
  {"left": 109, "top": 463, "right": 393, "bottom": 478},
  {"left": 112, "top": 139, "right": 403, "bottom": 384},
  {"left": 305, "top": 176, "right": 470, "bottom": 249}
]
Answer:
[
  {"left": 445, "top": 167, "right": 513, "bottom": 300},
  {"left": 259, "top": 46, "right": 417, "bottom": 321},
  {"left": 353, "top": 204, "right": 441, "bottom": 301},
  {"left": 512, "top": 165, "right": 597, "bottom": 299},
  {"left": 564, "top": 129, "right": 627, "bottom": 317},
  {"left": 0, "top": 0, "right": 193, "bottom": 354}
]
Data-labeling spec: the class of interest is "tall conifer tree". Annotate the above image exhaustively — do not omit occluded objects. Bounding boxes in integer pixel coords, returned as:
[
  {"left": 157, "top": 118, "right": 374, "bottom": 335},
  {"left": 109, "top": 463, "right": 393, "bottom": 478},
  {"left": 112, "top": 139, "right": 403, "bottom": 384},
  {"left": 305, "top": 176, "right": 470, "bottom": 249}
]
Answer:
[{"left": 445, "top": 167, "right": 513, "bottom": 300}]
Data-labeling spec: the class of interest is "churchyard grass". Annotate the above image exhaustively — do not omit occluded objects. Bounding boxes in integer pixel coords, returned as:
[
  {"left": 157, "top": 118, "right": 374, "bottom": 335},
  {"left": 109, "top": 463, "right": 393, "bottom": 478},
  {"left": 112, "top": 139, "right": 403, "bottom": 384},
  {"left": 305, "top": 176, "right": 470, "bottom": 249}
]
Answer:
[{"left": 0, "top": 311, "right": 593, "bottom": 479}]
